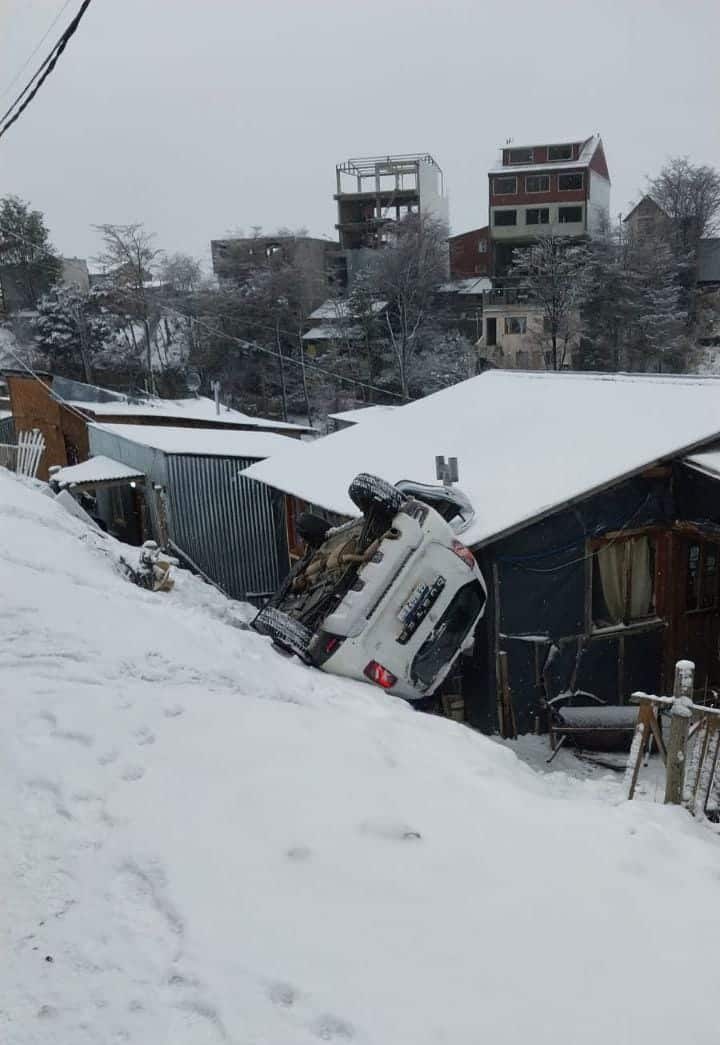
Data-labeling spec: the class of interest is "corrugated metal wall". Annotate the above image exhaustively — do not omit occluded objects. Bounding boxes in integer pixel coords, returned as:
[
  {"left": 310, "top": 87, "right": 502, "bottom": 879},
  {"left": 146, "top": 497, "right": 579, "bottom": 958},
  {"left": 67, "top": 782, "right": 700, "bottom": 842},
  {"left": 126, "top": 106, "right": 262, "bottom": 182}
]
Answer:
[
  {"left": 167, "top": 455, "right": 288, "bottom": 600},
  {"left": 0, "top": 415, "right": 15, "bottom": 445},
  {"left": 88, "top": 426, "right": 288, "bottom": 602}
]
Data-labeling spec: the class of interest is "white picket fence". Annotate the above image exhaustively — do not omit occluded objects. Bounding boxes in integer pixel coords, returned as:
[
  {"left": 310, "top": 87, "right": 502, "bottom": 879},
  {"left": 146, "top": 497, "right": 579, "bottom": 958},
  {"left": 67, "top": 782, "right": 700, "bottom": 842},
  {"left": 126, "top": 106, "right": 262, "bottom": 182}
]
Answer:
[{"left": 0, "top": 428, "right": 45, "bottom": 479}]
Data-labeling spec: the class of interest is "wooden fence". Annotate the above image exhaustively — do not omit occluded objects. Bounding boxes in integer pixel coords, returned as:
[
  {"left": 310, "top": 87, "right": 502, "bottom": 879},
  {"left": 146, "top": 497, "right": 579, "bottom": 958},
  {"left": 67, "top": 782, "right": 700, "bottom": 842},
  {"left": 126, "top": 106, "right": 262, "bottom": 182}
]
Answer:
[{"left": 625, "top": 659, "right": 720, "bottom": 817}]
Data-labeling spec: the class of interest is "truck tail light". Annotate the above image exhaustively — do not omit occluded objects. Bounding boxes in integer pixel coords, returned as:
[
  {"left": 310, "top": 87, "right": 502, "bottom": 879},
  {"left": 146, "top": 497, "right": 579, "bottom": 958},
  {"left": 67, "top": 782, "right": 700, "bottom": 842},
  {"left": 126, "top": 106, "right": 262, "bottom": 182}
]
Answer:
[
  {"left": 451, "top": 539, "right": 476, "bottom": 569},
  {"left": 363, "top": 660, "right": 398, "bottom": 689}
]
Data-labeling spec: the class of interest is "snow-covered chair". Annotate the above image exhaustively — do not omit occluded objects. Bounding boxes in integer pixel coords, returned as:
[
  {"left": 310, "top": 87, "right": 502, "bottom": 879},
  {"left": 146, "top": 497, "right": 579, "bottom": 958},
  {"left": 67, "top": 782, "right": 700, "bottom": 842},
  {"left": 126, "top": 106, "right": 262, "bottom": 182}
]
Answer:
[{"left": 546, "top": 692, "right": 639, "bottom": 763}]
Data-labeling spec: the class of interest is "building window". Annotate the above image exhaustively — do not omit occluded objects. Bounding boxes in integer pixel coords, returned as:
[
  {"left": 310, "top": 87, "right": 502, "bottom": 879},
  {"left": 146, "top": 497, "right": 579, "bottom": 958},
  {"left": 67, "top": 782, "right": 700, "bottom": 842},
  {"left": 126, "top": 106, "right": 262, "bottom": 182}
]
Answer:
[
  {"left": 548, "top": 144, "right": 573, "bottom": 161},
  {"left": 478, "top": 240, "right": 488, "bottom": 253},
  {"left": 558, "top": 206, "right": 583, "bottom": 224},
  {"left": 558, "top": 173, "right": 583, "bottom": 191},
  {"left": 494, "top": 210, "right": 517, "bottom": 227},
  {"left": 526, "top": 208, "right": 550, "bottom": 225},
  {"left": 686, "top": 542, "right": 720, "bottom": 610},
  {"left": 507, "top": 148, "right": 533, "bottom": 164},
  {"left": 504, "top": 316, "right": 527, "bottom": 335},
  {"left": 493, "top": 176, "right": 517, "bottom": 195},
  {"left": 525, "top": 175, "right": 550, "bottom": 193},
  {"left": 591, "top": 535, "right": 656, "bottom": 629}
]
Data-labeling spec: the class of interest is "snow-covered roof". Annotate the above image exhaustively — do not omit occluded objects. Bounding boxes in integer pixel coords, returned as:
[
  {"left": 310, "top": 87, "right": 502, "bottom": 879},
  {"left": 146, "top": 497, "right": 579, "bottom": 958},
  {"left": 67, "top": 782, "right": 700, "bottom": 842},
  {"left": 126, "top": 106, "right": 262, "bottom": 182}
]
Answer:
[
  {"left": 328, "top": 405, "right": 401, "bottom": 424},
  {"left": 683, "top": 448, "right": 720, "bottom": 481},
  {"left": 302, "top": 325, "right": 363, "bottom": 342},
  {"left": 437, "top": 278, "right": 492, "bottom": 295},
  {"left": 92, "top": 423, "right": 303, "bottom": 460},
  {"left": 243, "top": 370, "right": 720, "bottom": 548},
  {"left": 308, "top": 299, "right": 387, "bottom": 321},
  {"left": 51, "top": 456, "right": 145, "bottom": 488},
  {"left": 67, "top": 396, "right": 311, "bottom": 433},
  {"left": 488, "top": 135, "right": 601, "bottom": 175}
]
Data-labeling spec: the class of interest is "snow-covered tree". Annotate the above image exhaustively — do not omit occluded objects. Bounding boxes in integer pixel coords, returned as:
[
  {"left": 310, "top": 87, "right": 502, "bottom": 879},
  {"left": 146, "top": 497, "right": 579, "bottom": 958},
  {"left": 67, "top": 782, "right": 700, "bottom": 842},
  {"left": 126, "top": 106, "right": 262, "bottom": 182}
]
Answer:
[
  {"left": 0, "top": 195, "right": 61, "bottom": 310},
  {"left": 35, "top": 285, "right": 114, "bottom": 383},
  {"left": 94, "top": 224, "right": 163, "bottom": 393},
  {"left": 367, "top": 214, "right": 449, "bottom": 399},
  {"left": 509, "top": 236, "right": 590, "bottom": 371}
]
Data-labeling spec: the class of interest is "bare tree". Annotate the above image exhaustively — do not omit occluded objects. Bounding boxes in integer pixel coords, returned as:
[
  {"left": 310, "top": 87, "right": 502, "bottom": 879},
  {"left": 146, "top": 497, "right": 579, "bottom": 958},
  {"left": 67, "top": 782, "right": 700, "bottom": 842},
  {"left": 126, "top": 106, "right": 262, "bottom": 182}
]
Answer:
[
  {"left": 509, "top": 236, "right": 590, "bottom": 371},
  {"left": 159, "top": 252, "right": 203, "bottom": 294},
  {"left": 94, "top": 223, "right": 163, "bottom": 393},
  {"left": 648, "top": 157, "right": 720, "bottom": 252},
  {"left": 368, "top": 214, "right": 449, "bottom": 398}
]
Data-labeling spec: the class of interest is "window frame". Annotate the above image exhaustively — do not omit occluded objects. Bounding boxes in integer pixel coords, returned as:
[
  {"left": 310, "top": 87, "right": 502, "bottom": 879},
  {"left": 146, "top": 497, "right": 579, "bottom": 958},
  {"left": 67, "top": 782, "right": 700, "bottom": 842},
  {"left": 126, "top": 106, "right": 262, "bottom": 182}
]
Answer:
[
  {"left": 504, "top": 316, "right": 527, "bottom": 335},
  {"left": 507, "top": 148, "right": 533, "bottom": 165},
  {"left": 558, "top": 172, "right": 584, "bottom": 191},
  {"left": 493, "top": 176, "right": 518, "bottom": 196},
  {"left": 589, "top": 533, "right": 661, "bottom": 634},
  {"left": 548, "top": 144, "right": 573, "bottom": 162},
  {"left": 493, "top": 209, "right": 518, "bottom": 227},
  {"left": 525, "top": 207, "right": 550, "bottom": 226},
  {"left": 685, "top": 540, "right": 720, "bottom": 613},
  {"left": 558, "top": 205, "right": 583, "bottom": 224},
  {"left": 525, "top": 174, "right": 550, "bottom": 194}
]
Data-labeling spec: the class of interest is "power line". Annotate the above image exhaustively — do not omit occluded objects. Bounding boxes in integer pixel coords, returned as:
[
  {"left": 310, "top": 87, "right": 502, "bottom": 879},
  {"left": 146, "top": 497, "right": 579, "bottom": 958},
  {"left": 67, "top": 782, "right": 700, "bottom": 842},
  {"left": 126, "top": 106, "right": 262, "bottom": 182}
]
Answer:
[
  {"left": 0, "top": 0, "right": 75, "bottom": 104},
  {"left": 163, "top": 303, "right": 408, "bottom": 401},
  {"left": 0, "top": 0, "right": 95, "bottom": 142}
]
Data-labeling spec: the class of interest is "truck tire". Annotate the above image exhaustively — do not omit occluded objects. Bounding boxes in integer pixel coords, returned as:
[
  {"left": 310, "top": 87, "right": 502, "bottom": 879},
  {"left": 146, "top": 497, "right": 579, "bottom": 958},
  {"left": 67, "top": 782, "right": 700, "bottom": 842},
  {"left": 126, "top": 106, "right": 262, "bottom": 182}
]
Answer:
[
  {"left": 296, "top": 512, "right": 332, "bottom": 549},
  {"left": 253, "top": 606, "right": 313, "bottom": 660},
  {"left": 348, "top": 473, "right": 405, "bottom": 517}
]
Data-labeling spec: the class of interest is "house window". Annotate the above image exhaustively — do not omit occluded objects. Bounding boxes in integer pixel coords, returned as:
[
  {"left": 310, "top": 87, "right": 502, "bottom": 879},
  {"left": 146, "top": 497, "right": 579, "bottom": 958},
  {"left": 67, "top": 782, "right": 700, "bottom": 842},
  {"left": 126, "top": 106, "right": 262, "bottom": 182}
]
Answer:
[
  {"left": 591, "top": 535, "right": 657, "bottom": 629},
  {"left": 526, "top": 208, "right": 550, "bottom": 225},
  {"left": 549, "top": 144, "right": 573, "bottom": 161},
  {"left": 558, "top": 173, "right": 583, "bottom": 191},
  {"left": 558, "top": 206, "right": 583, "bottom": 223},
  {"left": 526, "top": 175, "right": 550, "bottom": 193},
  {"left": 504, "top": 316, "right": 527, "bottom": 335},
  {"left": 478, "top": 240, "right": 488, "bottom": 253},
  {"left": 494, "top": 210, "right": 517, "bottom": 227},
  {"left": 507, "top": 148, "right": 533, "bottom": 164},
  {"left": 493, "top": 176, "right": 517, "bottom": 195},
  {"left": 686, "top": 542, "right": 720, "bottom": 610}
]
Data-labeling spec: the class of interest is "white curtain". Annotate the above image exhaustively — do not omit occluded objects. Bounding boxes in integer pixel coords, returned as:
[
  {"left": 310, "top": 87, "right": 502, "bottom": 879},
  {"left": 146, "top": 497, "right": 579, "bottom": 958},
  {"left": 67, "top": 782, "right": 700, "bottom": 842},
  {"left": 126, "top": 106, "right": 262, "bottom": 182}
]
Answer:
[
  {"left": 597, "top": 537, "right": 652, "bottom": 624},
  {"left": 629, "top": 537, "right": 653, "bottom": 619},
  {"left": 597, "top": 543, "right": 625, "bottom": 623}
]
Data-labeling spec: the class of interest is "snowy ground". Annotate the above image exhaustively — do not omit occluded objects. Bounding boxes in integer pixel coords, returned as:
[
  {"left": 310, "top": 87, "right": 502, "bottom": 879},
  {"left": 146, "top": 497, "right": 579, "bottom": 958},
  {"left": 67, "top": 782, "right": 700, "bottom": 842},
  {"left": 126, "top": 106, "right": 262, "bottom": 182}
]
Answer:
[{"left": 2, "top": 470, "right": 720, "bottom": 1044}]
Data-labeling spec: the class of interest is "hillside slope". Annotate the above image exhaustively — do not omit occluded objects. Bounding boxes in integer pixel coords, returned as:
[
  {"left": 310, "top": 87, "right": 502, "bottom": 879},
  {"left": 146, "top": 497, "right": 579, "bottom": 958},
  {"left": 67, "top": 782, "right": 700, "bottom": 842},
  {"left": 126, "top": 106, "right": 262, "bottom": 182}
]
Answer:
[{"left": 1, "top": 471, "right": 719, "bottom": 1044}]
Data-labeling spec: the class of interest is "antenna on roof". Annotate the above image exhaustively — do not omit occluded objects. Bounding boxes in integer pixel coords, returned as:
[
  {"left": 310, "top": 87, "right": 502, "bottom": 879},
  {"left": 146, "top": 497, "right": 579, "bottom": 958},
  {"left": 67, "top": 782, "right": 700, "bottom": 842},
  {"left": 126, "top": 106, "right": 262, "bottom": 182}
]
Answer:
[
  {"left": 436, "top": 456, "right": 459, "bottom": 487},
  {"left": 505, "top": 137, "right": 513, "bottom": 145}
]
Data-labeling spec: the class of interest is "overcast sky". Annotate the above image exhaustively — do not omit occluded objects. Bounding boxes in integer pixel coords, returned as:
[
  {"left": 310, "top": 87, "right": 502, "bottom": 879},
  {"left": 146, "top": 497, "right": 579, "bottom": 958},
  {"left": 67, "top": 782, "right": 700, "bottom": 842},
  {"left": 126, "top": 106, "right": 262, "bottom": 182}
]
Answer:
[{"left": 0, "top": 0, "right": 718, "bottom": 271}]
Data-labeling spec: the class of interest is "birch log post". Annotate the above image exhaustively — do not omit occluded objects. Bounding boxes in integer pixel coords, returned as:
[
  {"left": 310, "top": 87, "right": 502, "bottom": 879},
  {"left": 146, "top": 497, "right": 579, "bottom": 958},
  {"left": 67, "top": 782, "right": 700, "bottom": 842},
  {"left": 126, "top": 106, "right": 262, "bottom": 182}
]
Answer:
[{"left": 664, "top": 660, "right": 695, "bottom": 806}]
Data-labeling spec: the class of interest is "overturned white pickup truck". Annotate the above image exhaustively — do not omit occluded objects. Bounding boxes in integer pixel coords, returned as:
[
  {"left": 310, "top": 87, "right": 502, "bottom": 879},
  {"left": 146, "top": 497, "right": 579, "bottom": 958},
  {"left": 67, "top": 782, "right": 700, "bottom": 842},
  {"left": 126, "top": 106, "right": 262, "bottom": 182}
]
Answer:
[{"left": 253, "top": 473, "right": 486, "bottom": 702}]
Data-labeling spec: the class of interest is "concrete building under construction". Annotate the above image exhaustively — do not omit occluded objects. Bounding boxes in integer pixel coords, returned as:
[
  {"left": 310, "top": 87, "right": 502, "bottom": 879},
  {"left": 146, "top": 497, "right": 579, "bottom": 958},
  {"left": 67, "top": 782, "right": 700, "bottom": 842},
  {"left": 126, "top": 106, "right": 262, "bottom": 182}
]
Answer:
[{"left": 334, "top": 153, "right": 449, "bottom": 283}]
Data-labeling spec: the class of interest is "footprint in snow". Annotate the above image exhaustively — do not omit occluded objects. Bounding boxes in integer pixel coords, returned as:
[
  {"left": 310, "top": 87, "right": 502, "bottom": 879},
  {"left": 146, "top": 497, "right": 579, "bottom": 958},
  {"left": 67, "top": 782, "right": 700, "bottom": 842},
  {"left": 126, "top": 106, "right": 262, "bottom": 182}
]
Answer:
[
  {"left": 268, "top": 981, "right": 298, "bottom": 1008},
  {"left": 121, "top": 765, "right": 145, "bottom": 782},
  {"left": 313, "top": 1014, "right": 355, "bottom": 1040},
  {"left": 286, "top": 846, "right": 312, "bottom": 862},
  {"left": 163, "top": 704, "right": 185, "bottom": 718},
  {"left": 134, "top": 727, "right": 155, "bottom": 746},
  {"left": 358, "top": 817, "right": 422, "bottom": 842}
]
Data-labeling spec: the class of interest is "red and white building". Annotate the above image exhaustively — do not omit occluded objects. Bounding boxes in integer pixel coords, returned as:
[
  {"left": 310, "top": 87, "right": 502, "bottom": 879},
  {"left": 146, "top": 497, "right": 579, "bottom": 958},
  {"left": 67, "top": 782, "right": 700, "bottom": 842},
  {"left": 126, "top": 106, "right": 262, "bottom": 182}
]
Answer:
[{"left": 488, "top": 135, "right": 611, "bottom": 278}]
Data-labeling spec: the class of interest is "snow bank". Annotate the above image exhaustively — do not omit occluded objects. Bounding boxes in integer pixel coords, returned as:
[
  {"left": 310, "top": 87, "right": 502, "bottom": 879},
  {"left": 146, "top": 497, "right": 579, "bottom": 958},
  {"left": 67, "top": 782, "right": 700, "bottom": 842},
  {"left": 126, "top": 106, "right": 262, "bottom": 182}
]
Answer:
[{"left": 2, "top": 470, "right": 720, "bottom": 1043}]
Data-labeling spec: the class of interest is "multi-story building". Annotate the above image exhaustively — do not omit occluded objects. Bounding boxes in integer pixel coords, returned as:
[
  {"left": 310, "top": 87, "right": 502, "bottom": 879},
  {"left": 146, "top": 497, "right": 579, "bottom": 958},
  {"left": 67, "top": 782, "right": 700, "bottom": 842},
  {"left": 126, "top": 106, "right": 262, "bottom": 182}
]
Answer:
[
  {"left": 488, "top": 135, "right": 610, "bottom": 279},
  {"left": 210, "top": 234, "right": 344, "bottom": 290},
  {"left": 334, "top": 153, "right": 449, "bottom": 284},
  {"left": 448, "top": 226, "right": 490, "bottom": 280}
]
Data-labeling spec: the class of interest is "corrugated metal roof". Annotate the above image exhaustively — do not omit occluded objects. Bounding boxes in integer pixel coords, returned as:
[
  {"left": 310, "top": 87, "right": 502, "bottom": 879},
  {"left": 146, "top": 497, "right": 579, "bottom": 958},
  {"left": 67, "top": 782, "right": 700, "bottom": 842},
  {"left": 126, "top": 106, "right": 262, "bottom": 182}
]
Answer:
[
  {"left": 68, "top": 396, "right": 311, "bottom": 432},
  {"left": 91, "top": 423, "right": 305, "bottom": 459}
]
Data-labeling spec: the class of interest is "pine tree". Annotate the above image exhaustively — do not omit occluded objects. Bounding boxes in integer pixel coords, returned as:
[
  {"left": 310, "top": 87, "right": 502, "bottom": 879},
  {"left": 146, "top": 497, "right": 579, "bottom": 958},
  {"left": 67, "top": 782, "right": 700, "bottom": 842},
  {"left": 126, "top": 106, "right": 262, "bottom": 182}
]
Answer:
[{"left": 35, "top": 285, "right": 114, "bottom": 383}]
